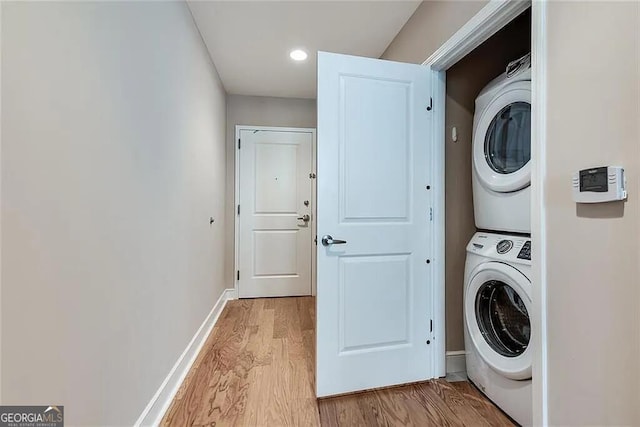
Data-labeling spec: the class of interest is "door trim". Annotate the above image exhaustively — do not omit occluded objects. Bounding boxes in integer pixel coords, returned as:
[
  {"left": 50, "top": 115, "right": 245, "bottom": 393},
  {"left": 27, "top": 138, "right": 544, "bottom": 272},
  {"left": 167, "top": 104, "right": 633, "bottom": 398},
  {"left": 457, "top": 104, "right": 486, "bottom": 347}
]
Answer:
[
  {"left": 423, "top": 0, "right": 548, "bottom": 424},
  {"left": 233, "top": 125, "right": 317, "bottom": 299},
  {"left": 423, "top": 0, "right": 531, "bottom": 71},
  {"left": 429, "top": 69, "right": 446, "bottom": 379},
  {"left": 530, "top": 4, "right": 548, "bottom": 424}
]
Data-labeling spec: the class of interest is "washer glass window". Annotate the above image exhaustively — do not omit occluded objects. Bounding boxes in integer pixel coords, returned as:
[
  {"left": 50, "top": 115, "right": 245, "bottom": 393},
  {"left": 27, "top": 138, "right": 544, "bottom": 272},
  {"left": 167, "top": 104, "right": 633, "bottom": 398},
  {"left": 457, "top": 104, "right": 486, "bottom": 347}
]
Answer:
[
  {"left": 475, "top": 280, "right": 530, "bottom": 357},
  {"left": 484, "top": 102, "right": 531, "bottom": 174}
]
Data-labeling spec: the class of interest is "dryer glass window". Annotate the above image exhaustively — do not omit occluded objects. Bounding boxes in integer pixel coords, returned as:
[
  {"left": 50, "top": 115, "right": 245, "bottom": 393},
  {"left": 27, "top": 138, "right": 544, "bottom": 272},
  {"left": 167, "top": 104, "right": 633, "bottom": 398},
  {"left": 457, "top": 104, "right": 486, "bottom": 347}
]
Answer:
[
  {"left": 475, "top": 280, "right": 530, "bottom": 357},
  {"left": 484, "top": 102, "right": 531, "bottom": 174}
]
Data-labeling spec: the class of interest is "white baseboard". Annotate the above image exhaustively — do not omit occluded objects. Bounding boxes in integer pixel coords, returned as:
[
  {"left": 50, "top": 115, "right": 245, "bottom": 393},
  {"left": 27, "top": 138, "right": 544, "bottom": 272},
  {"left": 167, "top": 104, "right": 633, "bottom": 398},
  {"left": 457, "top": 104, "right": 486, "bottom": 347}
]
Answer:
[
  {"left": 446, "top": 350, "right": 467, "bottom": 374},
  {"left": 135, "top": 288, "right": 235, "bottom": 426}
]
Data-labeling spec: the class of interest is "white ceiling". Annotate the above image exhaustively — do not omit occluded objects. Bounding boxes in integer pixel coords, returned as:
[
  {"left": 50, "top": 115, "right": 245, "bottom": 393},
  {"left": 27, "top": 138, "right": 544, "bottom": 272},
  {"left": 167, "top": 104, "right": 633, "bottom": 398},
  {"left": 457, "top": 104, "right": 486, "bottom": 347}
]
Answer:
[{"left": 187, "top": 1, "right": 421, "bottom": 99}]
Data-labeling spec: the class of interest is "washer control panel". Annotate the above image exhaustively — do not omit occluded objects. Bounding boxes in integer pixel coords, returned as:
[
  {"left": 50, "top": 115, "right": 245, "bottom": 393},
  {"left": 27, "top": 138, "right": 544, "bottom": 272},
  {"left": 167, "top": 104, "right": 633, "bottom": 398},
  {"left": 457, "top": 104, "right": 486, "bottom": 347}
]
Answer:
[
  {"left": 496, "top": 239, "right": 514, "bottom": 254},
  {"left": 467, "top": 232, "right": 531, "bottom": 265},
  {"left": 517, "top": 241, "right": 531, "bottom": 260}
]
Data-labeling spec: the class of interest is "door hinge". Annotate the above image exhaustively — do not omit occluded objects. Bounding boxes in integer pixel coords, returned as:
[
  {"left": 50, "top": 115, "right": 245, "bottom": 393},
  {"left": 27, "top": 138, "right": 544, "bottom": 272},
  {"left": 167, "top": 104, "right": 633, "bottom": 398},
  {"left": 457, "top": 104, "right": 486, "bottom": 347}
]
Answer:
[
  {"left": 430, "top": 319, "right": 433, "bottom": 333},
  {"left": 237, "top": 204, "right": 240, "bottom": 215},
  {"left": 430, "top": 207, "right": 433, "bottom": 221},
  {"left": 426, "top": 97, "right": 433, "bottom": 111},
  {"left": 314, "top": 235, "right": 317, "bottom": 245},
  {"left": 237, "top": 270, "right": 240, "bottom": 280},
  {"left": 238, "top": 138, "right": 241, "bottom": 149}
]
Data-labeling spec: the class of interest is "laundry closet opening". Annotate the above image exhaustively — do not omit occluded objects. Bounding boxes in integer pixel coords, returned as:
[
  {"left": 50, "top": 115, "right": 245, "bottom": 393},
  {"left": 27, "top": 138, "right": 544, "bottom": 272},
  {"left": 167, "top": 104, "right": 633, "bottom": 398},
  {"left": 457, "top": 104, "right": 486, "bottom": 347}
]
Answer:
[
  {"left": 442, "top": 7, "right": 532, "bottom": 425},
  {"left": 444, "top": 9, "right": 531, "bottom": 357}
]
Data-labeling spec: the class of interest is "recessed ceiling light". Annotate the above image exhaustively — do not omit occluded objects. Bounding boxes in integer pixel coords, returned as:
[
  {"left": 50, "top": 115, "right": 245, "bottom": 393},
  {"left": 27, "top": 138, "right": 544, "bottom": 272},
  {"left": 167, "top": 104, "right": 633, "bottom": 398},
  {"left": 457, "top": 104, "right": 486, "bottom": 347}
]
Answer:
[{"left": 289, "top": 49, "right": 308, "bottom": 61}]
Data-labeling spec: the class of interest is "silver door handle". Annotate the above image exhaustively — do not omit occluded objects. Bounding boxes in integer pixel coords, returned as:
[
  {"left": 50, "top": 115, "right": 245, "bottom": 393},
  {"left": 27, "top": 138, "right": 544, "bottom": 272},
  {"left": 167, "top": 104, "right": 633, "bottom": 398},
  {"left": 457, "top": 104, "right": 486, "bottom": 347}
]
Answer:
[
  {"left": 297, "top": 214, "right": 310, "bottom": 222},
  {"left": 321, "top": 235, "right": 347, "bottom": 246}
]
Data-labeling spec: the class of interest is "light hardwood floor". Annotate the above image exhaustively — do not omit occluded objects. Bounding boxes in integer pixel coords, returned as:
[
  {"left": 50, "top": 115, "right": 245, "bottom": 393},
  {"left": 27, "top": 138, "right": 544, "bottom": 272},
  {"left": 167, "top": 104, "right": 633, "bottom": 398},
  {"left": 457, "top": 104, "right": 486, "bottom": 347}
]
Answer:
[{"left": 161, "top": 297, "right": 515, "bottom": 426}]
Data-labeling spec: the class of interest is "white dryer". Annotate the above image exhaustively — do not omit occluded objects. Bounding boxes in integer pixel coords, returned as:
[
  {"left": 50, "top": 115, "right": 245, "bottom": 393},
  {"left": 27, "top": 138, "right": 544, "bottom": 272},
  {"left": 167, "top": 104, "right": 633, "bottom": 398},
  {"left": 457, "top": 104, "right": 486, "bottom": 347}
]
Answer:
[
  {"left": 464, "top": 232, "right": 532, "bottom": 426},
  {"left": 472, "top": 55, "right": 531, "bottom": 234}
]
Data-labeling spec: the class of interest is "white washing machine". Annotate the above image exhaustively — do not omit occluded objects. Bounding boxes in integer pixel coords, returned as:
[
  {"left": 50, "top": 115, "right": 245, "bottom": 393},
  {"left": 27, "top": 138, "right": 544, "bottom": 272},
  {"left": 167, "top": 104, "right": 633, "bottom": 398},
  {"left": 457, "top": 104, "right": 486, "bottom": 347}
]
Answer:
[
  {"left": 472, "top": 55, "right": 531, "bottom": 234},
  {"left": 464, "top": 232, "right": 532, "bottom": 426}
]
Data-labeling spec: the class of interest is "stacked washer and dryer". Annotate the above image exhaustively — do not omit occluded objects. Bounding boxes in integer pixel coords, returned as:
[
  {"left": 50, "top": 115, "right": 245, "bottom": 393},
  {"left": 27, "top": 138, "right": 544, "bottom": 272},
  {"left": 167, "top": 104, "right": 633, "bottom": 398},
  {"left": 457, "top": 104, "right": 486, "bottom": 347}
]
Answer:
[{"left": 464, "top": 54, "right": 533, "bottom": 426}]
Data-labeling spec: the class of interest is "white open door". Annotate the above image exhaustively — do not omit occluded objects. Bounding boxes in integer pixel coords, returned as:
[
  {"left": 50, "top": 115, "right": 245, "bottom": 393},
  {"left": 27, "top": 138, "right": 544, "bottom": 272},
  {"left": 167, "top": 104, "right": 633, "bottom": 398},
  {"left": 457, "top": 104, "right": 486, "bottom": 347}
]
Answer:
[{"left": 316, "top": 51, "right": 437, "bottom": 396}]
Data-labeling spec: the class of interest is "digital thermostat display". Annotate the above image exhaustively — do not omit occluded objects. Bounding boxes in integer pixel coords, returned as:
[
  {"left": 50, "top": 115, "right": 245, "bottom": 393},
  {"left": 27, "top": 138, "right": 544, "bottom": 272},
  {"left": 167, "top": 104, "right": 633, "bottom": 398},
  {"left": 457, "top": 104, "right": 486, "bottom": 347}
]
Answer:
[
  {"left": 573, "top": 166, "right": 626, "bottom": 203},
  {"left": 579, "top": 167, "right": 608, "bottom": 192}
]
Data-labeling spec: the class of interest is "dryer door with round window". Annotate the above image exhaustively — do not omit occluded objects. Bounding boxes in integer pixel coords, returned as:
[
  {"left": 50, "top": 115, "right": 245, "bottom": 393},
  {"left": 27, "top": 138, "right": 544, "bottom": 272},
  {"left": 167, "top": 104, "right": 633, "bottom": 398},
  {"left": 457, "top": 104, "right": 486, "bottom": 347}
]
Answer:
[
  {"left": 473, "top": 81, "right": 531, "bottom": 193},
  {"left": 465, "top": 262, "right": 532, "bottom": 380}
]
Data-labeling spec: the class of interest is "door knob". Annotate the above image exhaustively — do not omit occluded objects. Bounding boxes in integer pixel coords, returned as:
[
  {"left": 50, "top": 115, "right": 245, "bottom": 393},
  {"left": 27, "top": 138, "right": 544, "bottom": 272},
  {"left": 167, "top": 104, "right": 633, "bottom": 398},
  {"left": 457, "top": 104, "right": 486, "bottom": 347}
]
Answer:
[
  {"left": 297, "top": 214, "right": 310, "bottom": 222},
  {"left": 321, "top": 235, "right": 347, "bottom": 246}
]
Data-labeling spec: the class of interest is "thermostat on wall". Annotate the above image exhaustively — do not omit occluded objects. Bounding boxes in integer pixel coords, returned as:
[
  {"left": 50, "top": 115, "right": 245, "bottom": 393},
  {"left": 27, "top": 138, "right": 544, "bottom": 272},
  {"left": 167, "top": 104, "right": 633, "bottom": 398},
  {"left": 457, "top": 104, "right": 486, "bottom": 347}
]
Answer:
[{"left": 572, "top": 166, "right": 627, "bottom": 203}]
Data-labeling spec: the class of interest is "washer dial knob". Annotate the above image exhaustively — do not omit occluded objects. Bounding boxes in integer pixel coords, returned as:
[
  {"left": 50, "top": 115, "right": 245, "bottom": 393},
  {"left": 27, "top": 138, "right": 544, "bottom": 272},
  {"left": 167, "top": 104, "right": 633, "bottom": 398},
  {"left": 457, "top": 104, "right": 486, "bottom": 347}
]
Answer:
[{"left": 496, "top": 239, "right": 514, "bottom": 254}]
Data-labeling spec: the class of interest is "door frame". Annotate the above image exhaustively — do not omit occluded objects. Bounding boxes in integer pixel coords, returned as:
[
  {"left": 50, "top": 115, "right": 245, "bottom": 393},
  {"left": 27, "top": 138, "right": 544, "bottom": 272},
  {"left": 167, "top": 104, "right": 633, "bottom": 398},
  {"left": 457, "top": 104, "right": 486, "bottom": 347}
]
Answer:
[
  {"left": 423, "top": 0, "right": 547, "bottom": 424},
  {"left": 233, "top": 125, "right": 317, "bottom": 299}
]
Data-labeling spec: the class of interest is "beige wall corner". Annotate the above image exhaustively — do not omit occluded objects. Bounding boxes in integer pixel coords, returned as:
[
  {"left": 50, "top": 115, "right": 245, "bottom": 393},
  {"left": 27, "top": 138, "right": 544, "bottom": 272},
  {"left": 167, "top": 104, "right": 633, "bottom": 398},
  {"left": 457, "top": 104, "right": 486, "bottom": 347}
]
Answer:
[
  {"left": 544, "top": 2, "right": 640, "bottom": 425},
  {"left": 224, "top": 95, "right": 316, "bottom": 291},
  {"left": 381, "top": 1, "right": 488, "bottom": 64}
]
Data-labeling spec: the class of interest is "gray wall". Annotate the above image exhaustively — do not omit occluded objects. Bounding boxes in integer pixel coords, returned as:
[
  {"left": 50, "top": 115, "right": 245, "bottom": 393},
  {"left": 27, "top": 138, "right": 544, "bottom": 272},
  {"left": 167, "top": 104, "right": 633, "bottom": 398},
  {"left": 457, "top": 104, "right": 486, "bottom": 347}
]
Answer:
[
  {"left": 224, "top": 95, "right": 317, "bottom": 290},
  {"left": 1, "top": 2, "right": 227, "bottom": 424}
]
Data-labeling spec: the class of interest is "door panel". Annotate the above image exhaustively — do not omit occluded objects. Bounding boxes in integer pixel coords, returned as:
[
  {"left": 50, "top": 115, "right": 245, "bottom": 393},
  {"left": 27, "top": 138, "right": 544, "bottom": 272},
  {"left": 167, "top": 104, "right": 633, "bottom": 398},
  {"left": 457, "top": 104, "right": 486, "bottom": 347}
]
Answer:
[
  {"left": 340, "top": 254, "right": 411, "bottom": 352},
  {"left": 317, "top": 51, "right": 434, "bottom": 397},
  {"left": 253, "top": 230, "right": 298, "bottom": 276},
  {"left": 238, "top": 129, "right": 313, "bottom": 298},
  {"left": 254, "top": 143, "right": 298, "bottom": 213},
  {"left": 341, "top": 76, "right": 411, "bottom": 221}
]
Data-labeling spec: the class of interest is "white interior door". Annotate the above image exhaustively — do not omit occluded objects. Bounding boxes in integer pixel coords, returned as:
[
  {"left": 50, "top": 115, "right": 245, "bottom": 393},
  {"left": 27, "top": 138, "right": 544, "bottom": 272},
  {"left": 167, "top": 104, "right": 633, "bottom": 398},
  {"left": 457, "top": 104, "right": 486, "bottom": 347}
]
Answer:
[
  {"left": 238, "top": 128, "right": 314, "bottom": 298},
  {"left": 316, "top": 51, "right": 435, "bottom": 396}
]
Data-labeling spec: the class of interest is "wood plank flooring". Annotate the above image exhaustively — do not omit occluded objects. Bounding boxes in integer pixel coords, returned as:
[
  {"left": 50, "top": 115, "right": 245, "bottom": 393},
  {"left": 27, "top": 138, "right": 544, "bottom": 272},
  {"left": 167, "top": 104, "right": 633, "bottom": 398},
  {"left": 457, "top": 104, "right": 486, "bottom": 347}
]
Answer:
[{"left": 161, "top": 297, "right": 515, "bottom": 426}]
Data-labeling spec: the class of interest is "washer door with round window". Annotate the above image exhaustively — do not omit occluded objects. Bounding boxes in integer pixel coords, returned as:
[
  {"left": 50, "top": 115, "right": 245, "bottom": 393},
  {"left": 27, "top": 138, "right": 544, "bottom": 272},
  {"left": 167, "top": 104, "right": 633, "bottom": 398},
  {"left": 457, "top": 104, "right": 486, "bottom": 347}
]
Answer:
[
  {"left": 473, "top": 80, "right": 531, "bottom": 193},
  {"left": 465, "top": 262, "right": 532, "bottom": 380}
]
